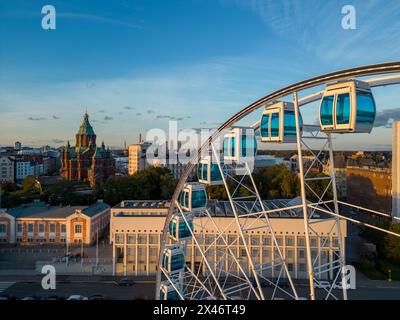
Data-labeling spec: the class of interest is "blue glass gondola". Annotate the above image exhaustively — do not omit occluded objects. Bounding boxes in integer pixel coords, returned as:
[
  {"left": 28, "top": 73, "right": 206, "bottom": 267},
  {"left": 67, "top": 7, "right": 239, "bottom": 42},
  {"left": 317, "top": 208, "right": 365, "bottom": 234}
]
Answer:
[
  {"left": 319, "top": 80, "right": 376, "bottom": 133},
  {"left": 197, "top": 156, "right": 223, "bottom": 185},
  {"left": 159, "top": 281, "right": 180, "bottom": 300},
  {"left": 162, "top": 245, "right": 185, "bottom": 274},
  {"left": 260, "top": 101, "right": 303, "bottom": 143},
  {"left": 179, "top": 183, "right": 207, "bottom": 212},
  {"left": 168, "top": 214, "right": 194, "bottom": 241},
  {"left": 222, "top": 127, "right": 257, "bottom": 162}
]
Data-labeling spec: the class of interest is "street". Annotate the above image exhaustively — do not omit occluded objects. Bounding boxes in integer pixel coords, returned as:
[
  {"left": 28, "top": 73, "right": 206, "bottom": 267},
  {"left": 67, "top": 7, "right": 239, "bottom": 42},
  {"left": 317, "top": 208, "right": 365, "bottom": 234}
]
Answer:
[{"left": 1, "top": 275, "right": 400, "bottom": 300}]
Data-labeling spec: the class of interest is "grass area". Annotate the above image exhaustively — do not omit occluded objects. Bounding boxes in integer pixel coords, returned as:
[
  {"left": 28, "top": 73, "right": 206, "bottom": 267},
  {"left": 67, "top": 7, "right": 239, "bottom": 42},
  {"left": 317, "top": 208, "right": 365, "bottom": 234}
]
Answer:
[
  {"left": 377, "top": 260, "right": 400, "bottom": 281},
  {"left": 353, "top": 262, "right": 387, "bottom": 280}
]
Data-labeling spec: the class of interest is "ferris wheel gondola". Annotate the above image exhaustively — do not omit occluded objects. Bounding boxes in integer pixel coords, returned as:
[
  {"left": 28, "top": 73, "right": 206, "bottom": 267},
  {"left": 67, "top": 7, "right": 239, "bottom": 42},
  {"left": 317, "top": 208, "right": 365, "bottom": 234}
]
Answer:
[
  {"left": 319, "top": 80, "right": 376, "bottom": 133},
  {"left": 168, "top": 214, "right": 194, "bottom": 241},
  {"left": 197, "top": 156, "right": 223, "bottom": 185},
  {"left": 179, "top": 183, "right": 207, "bottom": 212},
  {"left": 162, "top": 245, "right": 185, "bottom": 274},
  {"left": 159, "top": 281, "right": 181, "bottom": 300},
  {"left": 260, "top": 101, "right": 303, "bottom": 143}
]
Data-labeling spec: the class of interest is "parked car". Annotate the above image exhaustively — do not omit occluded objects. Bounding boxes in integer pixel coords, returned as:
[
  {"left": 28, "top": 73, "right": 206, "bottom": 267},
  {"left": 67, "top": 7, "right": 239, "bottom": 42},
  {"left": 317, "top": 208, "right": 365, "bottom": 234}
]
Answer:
[
  {"left": 89, "top": 294, "right": 109, "bottom": 300},
  {"left": 116, "top": 278, "right": 134, "bottom": 286},
  {"left": 21, "top": 296, "right": 40, "bottom": 300},
  {"left": 44, "top": 295, "right": 65, "bottom": 300},
  {"left": 332, "top": 282, "right": 351, "bottom": 290},
  {"left": 313, "top": 281, "right": 331, "bottom": 289},
  {"left": 67, "top": 295, "right": 88, "bottom": 300},
  {"left": 0, "top": 295, "right": 16, "bottom": 301}
]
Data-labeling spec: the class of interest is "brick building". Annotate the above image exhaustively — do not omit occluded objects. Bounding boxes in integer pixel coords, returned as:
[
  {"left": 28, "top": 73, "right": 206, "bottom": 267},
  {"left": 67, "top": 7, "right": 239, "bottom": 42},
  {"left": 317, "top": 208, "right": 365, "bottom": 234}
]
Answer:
[
  {"left": 60, "top": 112, "right": 115, "bottom": 187},
  {"left": 0, "top": 200, "right": 110, "bottom": 245},
  {"left": 346, "top": 166, "right": 392, "bottom": 213}
]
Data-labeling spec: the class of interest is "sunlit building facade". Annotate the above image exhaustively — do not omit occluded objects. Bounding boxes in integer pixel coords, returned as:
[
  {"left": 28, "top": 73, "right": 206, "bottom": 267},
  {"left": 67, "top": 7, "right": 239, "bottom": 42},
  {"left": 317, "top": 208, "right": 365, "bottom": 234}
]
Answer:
[{"left": 110, "top": 200, "right": 346, "bottom": 280}]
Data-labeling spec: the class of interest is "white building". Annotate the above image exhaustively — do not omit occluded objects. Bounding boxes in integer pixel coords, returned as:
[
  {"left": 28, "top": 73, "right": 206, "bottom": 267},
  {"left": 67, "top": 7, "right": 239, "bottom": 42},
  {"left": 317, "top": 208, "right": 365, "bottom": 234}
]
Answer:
[
  {"left": 0, "top": 157, "right": 15, "bottom": 183},
  {"left": 392, "top": 121, "right": 400, "bottom": 220},
  {"left": 110, "top": 199, "right": 346, "bottom": 279},
  {"left": 16, "top": 161, "right": 35, "bottom": 180}
]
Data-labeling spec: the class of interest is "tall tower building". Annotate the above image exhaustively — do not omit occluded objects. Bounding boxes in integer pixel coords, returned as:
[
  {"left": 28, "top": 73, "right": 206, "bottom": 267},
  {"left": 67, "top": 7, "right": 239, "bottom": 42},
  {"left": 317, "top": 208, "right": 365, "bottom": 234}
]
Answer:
[
  {"left": 128, "top": 142, "right": 152, "bottom": 175},
  {"left": 392, "top": 121, "right": 400, "bottom": 220}
]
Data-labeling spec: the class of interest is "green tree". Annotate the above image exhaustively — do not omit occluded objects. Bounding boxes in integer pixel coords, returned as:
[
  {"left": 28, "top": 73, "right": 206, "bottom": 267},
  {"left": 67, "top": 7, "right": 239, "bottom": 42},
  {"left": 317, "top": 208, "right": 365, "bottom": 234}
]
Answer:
[
  {"left": 22, "top": 176, "right": 40, "bottom": 193},
  {"left": 384, "top": 223, "right": 400, "bottom": 263},
  {"left": 96, "top": 166, "right": 177, "bottom": 205}
]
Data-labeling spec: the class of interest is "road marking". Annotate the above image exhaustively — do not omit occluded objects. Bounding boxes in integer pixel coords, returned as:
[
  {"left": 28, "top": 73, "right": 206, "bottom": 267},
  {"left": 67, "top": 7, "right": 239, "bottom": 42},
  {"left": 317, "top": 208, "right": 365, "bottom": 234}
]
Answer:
[{"left": 0, "top": 282, "right": 15, "bottom": 294}]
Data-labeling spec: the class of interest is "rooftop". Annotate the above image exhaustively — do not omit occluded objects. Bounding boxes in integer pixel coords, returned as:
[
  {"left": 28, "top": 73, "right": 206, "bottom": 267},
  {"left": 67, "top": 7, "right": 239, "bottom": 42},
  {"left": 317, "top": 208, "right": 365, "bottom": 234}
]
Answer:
[
  {"left": 6, "top": 200, "right": 109, "bottom": 219},
  {"left": 111, "top": 198, "right": 322, "bottom": 219},
  {"left": 113, "top": 200, "right": 170, "bottom": 209}
]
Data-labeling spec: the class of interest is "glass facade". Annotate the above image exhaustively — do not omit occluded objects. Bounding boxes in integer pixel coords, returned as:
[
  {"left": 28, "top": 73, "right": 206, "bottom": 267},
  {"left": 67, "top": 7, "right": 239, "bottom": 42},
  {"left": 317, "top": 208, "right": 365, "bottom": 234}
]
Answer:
[
  {"left": 223, "top": 138, "right": 229, "bottom": 157},
  {"left": 230, "top": 137, "right": 235, "bottom": 157},
  {"left": 270, "top": 113, "right": 280, "bottom": 137},
  {"left": 320, "top": 95, "right": 334, "bottom": 126},
  {"left": 336, "top": 93, "right": 351, "bottom": 125},
  {"left": 192, "top": 189, "right": 207, "bottom": 209},
  {"left": 261, "top": 114, "right": 269, "bottom": 139},
  {"left": 209, "top": 163, "right": 222, "bottom": 182},
  {"left": 283, "top": 110, "right": 301, "bottom": 138},
  {"left": 356, "top": 91, "right": 376, "bottom": 126},
  {"left": 241, "top": 134, "right": 256, "bottom": 157}
]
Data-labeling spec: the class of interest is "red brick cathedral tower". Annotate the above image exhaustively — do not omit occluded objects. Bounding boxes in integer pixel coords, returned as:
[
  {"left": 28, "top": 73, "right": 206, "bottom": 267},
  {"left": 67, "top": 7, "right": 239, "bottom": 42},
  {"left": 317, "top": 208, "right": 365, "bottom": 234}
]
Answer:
[{"left": 60, "top": 112, "right": 115, "bottom": 187}]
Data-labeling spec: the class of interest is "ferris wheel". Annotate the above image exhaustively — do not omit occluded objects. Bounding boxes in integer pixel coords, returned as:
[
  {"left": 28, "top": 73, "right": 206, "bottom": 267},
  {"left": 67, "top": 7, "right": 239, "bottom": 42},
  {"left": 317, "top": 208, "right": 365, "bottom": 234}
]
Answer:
[{"left": 156, "top": 62, "right": 400, "bottom": 301}]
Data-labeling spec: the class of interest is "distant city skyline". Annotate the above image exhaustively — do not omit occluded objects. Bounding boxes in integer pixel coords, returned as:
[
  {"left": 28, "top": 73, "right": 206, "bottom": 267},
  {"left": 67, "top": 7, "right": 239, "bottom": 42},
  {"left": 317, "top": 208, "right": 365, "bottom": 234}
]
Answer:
[{"left": 1, "top": 0, "right": 400, "bottom": 149}]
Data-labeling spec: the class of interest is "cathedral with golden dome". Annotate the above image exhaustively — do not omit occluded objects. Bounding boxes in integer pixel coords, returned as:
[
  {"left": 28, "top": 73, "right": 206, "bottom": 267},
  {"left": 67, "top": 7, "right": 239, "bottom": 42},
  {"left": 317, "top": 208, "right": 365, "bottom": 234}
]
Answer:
[{"left": 60, "top": 112, "right": 115, "bottom": 187}]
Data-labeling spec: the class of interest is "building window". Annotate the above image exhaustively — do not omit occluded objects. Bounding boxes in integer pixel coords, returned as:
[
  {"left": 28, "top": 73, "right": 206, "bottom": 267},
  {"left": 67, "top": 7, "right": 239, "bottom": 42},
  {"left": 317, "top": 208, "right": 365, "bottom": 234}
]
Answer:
[
  {"left": 61, "top": 224, "right": 66, "bottom": 233},
  {"left": 17, "top": 223, "right": 23, "bottom": 233},
  {"left": 262, "top": 236, "right": 271, "bottom": 246},
  {"left": 285, "top": 236, "right": 294, "bottom": 246},
  {"left": 297, "top": 236, "right": 305, "bottom": 247},
  {"left": 75, "top": 224, "right": 82, "bottom": 234},
  {"left": 39, "top": 223, "right": 45, "bottom": 233},
  {"left": 0, "top": 223, "right": 6, "bottom": 234},
  {"left": 149, "top": 234, "right": 158, "bottom": 244},
  {"left": 49, "top": 223, "right": 56, "bottom": 233},
  {"left": 138, "top": 235, "right": 147, "bottom": 244},
  {"left": 286, "top": 249, "right": 293, "bottom": 259},
  {"left": 28, "top": 223, "right": 34, "bottom": 233}
]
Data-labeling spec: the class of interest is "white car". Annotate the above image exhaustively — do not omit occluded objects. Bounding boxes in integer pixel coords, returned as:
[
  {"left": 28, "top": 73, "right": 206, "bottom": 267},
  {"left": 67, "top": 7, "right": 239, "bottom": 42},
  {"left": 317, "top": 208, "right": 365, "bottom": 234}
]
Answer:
[
  {"left": 313, "top": 281, "right": 331, "bottom": 289},
  {"left": 332, "top": 282, "right": 351, "bottom": 290},
  {"left": 67, "top": 295, "right": 88, "bottom": 300}
]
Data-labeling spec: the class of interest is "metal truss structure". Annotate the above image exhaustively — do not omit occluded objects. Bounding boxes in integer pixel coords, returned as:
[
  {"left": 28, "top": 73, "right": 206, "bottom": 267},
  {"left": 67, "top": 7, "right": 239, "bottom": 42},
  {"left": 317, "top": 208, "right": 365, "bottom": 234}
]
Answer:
[{"left": 156, "top": 62, "right": 400, "bottom": 300}]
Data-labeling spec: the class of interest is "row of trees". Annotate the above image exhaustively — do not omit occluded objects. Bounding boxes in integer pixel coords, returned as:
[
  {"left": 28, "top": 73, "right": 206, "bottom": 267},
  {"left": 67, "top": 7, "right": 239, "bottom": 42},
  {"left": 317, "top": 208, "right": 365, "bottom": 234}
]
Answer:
[
  {"left": 95, "top": 166, "right": 177, "bottom": 206},
  {"left": 207, "top": 164, "right": 332, "bottom": 202}
]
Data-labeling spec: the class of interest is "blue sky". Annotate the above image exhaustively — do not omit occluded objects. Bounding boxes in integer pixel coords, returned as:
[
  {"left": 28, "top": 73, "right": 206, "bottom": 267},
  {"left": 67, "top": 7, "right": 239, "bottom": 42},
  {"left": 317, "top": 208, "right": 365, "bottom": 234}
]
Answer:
[{"left": 0, "top": 0, "right": 400, "bottom": 150}]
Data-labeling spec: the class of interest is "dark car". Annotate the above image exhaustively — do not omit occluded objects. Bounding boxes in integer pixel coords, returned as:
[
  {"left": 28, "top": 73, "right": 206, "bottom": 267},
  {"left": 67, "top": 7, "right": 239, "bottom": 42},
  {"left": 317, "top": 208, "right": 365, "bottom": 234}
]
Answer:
[
  {"left": 89, "top": 294, "right": 109, "bottom": 300},
  {"left": 116, "top": 278, "right": 134, "bottom": 286},
  {"left": 44, "top": 295, "right": 65, "bottom": 300}
]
